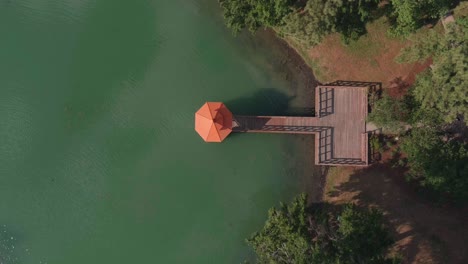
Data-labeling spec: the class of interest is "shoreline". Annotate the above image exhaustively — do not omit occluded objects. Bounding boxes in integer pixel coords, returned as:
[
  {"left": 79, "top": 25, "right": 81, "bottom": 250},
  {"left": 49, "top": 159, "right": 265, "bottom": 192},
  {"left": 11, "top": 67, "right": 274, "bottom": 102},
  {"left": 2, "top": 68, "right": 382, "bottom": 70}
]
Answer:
[{"left": 250, "top": 29, "right": 326, "bottom": 203}]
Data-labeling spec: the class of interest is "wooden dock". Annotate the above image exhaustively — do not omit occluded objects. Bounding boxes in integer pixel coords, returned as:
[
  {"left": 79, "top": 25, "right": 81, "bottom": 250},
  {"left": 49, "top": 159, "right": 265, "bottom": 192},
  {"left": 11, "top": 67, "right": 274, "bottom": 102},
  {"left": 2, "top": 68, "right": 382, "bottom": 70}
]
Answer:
[{"left": 232, "top": 85, "right": 369, "bottom": 166}]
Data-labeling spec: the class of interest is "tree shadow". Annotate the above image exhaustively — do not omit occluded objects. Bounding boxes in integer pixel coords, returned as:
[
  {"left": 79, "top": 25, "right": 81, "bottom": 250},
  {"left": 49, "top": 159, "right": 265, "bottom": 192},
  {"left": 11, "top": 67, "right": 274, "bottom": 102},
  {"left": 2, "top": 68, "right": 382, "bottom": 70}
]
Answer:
[
  {"left": 372, "top": 1, "right": 393, "bottom": 21},
  {"left": 338, "top": 1, "right": 390, "bottom": 44},
  {"left": 388, "top": 77, "right": 410, "bottom": 98},
  {"left": 327, "top": 162, "right": 468, "bottom": 263}
]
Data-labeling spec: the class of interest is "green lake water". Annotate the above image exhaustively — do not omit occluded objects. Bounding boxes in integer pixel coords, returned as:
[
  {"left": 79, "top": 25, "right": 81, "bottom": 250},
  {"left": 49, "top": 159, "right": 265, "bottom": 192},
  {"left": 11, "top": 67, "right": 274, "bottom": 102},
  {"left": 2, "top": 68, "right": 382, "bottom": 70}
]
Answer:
[{"left": 0, "top": 0, "right": 319, "bottom": 263}]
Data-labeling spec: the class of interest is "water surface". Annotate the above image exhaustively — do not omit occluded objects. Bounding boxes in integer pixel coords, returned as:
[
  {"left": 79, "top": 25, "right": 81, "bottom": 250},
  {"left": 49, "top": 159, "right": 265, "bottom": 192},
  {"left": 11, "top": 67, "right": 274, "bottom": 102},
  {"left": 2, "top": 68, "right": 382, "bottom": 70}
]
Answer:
[{"left": 0, "top": 0, "right": 319, "bottom": 263}]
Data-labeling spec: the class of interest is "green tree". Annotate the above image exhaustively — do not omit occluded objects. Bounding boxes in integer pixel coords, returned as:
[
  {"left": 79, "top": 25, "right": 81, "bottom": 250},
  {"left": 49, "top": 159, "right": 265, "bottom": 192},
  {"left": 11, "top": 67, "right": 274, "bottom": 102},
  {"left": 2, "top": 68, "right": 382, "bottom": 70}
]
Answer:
[
  {"left": 397, "top": 19, "right": 468, "bottom": 124},
  {"left": 402, "top": 127, "right": 468, "bottom": 203},
  {"left": 281, "top": 0, "right": 379, "bottom": 46},
  {"left": 388, "top": 0, "right": 452, "bottom": 36},
  {"left": 334, "top": 205, "right": 394, "bottom": 263},
  {"left": 219, "top": 0, "right": 295, "bottom": 34},
  {"left": 247, "top": 194, "right": 397, "bottom": 263},
  {"left": 247, "top": 194, "right": 312, "bottom": 264},
  {"left": 368, "top": 93, "right": 412, "bottom": 132}
]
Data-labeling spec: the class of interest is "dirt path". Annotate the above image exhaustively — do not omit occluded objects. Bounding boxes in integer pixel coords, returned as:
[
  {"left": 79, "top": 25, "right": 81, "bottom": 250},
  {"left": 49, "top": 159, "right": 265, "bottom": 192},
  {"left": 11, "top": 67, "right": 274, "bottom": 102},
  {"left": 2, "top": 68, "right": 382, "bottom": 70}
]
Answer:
[{"left": 324, "top": 165, "right": 468, "bottom": 264}]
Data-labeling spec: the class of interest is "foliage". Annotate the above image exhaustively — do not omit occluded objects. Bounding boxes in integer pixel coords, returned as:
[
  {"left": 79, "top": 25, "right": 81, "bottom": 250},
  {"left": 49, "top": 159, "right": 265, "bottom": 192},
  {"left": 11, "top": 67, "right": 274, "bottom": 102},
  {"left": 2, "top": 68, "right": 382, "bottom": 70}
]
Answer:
[
  {"left": 395, "top": 29, "right": 440, "bottom": 63},
  {"left": 412, "top": 68, "right": 467, "bottom": 124},
  {"left": 407, "top": 105, "right": 444, "bottom": 127},
  {"left": 247, "top": 193, "right": 311, "bottom": 263},
  {"left": 248, "top": 194, "right": 397, "bottom": 263},
  {"left": 370, "top": 134, "right": 384, "bottom": 154},
  {"left": 388, "top": 0, "right": 452, "bottom": 36},
  {"left": 402, "top": 127, "right": 468, "bottom": 203},
  {"left": 393, "top": 18, "right": 468, "bottom": 203},
  {"left": 397, "top": 18, "right": 468, "bottom": 124},
  {"left": 281, "top": 0, "right": 379, "bottom": 45},
  {"left": 368, "top": 93, "right": 412, "bottom": 132},
  {"left": 219, "top": 0, "right": 295, "bottom": 34},
  {"left": 333, "top": 205, "right": 394, "bottom": 263}
]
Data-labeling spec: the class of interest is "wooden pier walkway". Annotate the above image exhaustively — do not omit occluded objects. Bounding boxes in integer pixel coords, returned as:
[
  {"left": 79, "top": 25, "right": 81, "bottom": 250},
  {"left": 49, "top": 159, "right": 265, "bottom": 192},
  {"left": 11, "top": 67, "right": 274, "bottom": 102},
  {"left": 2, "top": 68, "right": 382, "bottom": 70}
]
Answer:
[{"left": 232, "top": 85, "right": 369, "bottom": 166}]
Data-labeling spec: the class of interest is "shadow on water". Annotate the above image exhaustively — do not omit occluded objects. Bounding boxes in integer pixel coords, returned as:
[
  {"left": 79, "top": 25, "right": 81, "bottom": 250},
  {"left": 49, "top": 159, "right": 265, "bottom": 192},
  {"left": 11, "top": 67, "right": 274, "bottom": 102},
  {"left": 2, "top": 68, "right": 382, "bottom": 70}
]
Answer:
[
  {"left": 226, "top": 88, "right": 315, "bottom": 117},
  {"left": 226, "top": 88, "right": 293, "bottom": 116}
]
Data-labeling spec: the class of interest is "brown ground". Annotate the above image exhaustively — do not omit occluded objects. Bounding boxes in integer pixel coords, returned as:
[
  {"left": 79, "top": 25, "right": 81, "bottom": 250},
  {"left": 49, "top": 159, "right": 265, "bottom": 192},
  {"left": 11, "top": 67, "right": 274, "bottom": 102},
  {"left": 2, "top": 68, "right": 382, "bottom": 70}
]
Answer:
[
  {"left": 324, "top": 162, "right": 468, "bottom": 264},
  {"left": 288, "top": 18, "right": 431, "bottom": 97}
]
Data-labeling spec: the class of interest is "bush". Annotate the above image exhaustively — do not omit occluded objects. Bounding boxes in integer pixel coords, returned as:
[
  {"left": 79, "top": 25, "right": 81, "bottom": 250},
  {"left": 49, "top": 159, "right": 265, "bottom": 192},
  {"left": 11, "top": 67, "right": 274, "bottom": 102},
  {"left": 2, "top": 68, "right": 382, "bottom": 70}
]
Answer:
[
  {"left": 402, "top": 127, "right": 468, "bottom": 203},
  {"left": 247, "top": 194, "right": 397, "bottom": 263},
  {"left": 368, "top": 94, "right": 412, "bottom": 132},
  {"left": 388, "top": 0, "right": 452, "bottom": 36},
  {"left": 280, "top": 0, "right": 379, "bottom": 46},
  {"left": 219, "top": 0, "right": 295, "bottom": 34}
]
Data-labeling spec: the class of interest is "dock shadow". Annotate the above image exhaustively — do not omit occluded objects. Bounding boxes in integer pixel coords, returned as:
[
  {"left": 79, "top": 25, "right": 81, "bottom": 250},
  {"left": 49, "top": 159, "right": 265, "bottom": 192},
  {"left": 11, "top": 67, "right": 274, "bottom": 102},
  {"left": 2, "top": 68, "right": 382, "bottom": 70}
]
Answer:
[
  {"left": 225, "top": 88, "right": 294, "bottom": 116},
  {"left": 226, "top": 88, "right": 316, "bottom": 117}
]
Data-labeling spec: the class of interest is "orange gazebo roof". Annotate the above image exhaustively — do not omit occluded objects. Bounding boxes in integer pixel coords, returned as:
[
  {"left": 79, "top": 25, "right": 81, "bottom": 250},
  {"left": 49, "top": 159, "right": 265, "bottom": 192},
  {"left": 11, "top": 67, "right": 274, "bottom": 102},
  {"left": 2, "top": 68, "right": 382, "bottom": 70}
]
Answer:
[{"left": 195, "top": 102, "right": 232, "bottom": 142}]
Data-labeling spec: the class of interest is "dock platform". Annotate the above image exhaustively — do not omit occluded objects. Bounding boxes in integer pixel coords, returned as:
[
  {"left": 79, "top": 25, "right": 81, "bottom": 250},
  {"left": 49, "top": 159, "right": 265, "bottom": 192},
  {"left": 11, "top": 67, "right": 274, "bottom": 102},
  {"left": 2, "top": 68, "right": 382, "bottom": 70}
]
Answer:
[{"left": 232, "top": 84, "right": 369, "bottom": 166}]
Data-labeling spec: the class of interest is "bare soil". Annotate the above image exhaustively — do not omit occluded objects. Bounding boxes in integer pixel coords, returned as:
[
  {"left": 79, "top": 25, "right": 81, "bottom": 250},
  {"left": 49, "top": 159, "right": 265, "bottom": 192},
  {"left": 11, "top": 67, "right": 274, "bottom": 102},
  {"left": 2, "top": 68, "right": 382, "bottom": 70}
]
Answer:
[
  {"left": 324, "top": 161, "right": 468, "bottom": 264},
  {"left": 295, "top": 18, "right": 432, "bottom": 97}
]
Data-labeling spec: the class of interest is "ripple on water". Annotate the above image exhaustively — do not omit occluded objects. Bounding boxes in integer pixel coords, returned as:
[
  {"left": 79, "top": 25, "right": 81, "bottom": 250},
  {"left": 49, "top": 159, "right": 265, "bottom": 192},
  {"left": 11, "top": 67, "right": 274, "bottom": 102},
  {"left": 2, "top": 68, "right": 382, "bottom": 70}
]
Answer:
[
  {"left": 153, "top": 110, "right": 193, "bottom": 141},
  {"left": 0, "top": 95, "right": 33, "bottom": 165},
  {"left": 0, "top": 225, "right": 20, "bottom": 264},
  {"left": 57, "top": 139, "right": 109, "bottom": 227},
  {"left": 15, "top": 0, "right": 93, "bottom": 25}
]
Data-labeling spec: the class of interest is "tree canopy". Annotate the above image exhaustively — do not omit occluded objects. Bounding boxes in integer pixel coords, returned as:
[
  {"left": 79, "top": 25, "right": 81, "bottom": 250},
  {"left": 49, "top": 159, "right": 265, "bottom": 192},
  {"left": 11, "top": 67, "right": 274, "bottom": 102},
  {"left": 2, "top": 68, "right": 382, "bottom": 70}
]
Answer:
[
  {"left": 368, "top": 93, "right": 413, "bottom": 132},
  {"left": 247, "top": 194, "right": 396, "bottom": 263},
  {"left": 247, "top": 194, "right": 311, "bottom": 263},
  {"left": 388, "top": 0, "right": 452, "bottom": 36},
  {"left": 398, "top": 18, "right": 468, "bottom": 124},
  {"left": 220, "top": 0, "right": 379, "bottom": 45},
  {"left": 219, "top": 0, "right": 295, "bottom": 34},
  {"left": 280, "top": 0, "right": 379, "bottom": 45},
  {"left": 402, "top": 127, "right": 468, "bottom": 203}
]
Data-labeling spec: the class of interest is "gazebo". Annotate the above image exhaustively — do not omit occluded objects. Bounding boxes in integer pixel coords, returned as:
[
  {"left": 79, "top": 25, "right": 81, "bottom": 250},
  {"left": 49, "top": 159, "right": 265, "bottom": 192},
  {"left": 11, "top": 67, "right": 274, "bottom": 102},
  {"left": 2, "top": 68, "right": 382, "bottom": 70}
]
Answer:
[{"left": 194, "top": 102, "right": 233, "bottom": 142}]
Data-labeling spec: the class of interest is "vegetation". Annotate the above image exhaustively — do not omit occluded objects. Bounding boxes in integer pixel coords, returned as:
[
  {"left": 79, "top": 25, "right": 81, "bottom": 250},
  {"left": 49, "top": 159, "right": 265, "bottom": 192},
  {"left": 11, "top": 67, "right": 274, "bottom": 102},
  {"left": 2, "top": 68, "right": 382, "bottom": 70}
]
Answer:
[
  {"left": 220, "top": 0, "right": 456, "bottom": 44},
  {"left": 280, "top": 0, "right": 379, "bottom": 45},
  {"left": 401, "top": 127, "right": 468, "bottom": 203},
  {"left": 368, "top": 93, "right": 412, "bottom": 132},
  {"left": 388, "top": 0, "right": 453, "bottom": 36},
  {"left": 362, "top": 12, "right": 468, "bottom": 204},
  {"left": 247, "top": 194, "right": 397, "bottom": 263},
  {"left": 398, "top": 18, "right": 468, "bottom": 123},
  {"left": 220, "top": 0, "right": 380, "bottom": 45},
  {"left": 219, "top": 0, "right": 296, "bottom": 34}
]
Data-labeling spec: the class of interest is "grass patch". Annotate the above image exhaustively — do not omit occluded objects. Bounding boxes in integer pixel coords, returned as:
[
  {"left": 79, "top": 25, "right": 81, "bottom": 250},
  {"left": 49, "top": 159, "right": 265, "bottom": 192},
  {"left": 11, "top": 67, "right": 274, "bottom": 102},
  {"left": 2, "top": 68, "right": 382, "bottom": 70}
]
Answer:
[{"left": 343, "top": 17, "right": 389, "bottom": 58}]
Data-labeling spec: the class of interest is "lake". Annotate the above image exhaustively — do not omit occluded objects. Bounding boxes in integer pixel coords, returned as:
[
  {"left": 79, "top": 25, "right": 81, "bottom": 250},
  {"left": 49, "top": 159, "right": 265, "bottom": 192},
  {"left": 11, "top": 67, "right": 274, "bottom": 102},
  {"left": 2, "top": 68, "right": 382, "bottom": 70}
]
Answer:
[{"left": 0, "top": 0, "right": 319, "bottom": 263}]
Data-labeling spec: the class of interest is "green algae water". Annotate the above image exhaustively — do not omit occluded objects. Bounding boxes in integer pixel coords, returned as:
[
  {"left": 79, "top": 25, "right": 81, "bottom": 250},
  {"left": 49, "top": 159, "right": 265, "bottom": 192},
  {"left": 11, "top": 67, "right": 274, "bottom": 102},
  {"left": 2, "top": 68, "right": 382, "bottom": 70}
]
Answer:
[{"left": 0, "top": 0, "right": 319, "bottom": 263}]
